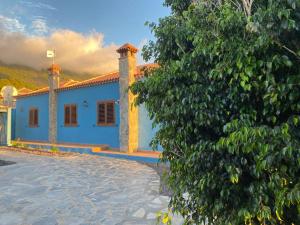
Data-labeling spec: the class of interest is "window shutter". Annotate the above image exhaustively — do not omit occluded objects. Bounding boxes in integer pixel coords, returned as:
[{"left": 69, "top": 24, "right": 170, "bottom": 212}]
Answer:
[
  {"left": 106, "top": 102, "right": 115, "bottom": 124},
  {"left": 98, "top": 103, "right": 106, "bottom": 124},
  {"left": 71, "top": 105, "right": 77, "bottom": 125},
  {"left": 34, "top": 109, "right": 38, "bottom": 126},
  {"left": 29, "top": 109, "right": 33, "bottom": 126},
  {"left": 64, "top": 104, "right": 77, "bottom": 126},
  {"left": 97, "top": 101, "right": 115, "bottom": 126},
  {"left": 65, "top": 106, "right": 70, "bottom": 125},
  {"left": 29, "top": 108, "right": 38, "bottom": 127}
]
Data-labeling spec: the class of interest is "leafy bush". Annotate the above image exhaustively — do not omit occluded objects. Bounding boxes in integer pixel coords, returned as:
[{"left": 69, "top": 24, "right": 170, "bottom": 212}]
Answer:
[
  {"left": 131, "top": 0, "right": 300, "bottom": 224},
  {"left": 11, "top": 142, "right": 18, "bottom": 147},
  {"left": 14, "top": 143, "right": 26, "bottom": 149},
  {"left": 50, "top": 146, "right": 60, "bottom": 153}
]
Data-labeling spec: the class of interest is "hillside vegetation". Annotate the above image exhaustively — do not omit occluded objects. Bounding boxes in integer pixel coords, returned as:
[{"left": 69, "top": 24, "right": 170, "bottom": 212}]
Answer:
[{"left": 0, "top": 62, "right": 94, "bottom": 91}]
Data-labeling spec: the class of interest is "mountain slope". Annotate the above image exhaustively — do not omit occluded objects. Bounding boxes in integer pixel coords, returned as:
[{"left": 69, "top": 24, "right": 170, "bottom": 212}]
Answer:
[{"left": 0, "top": 63, "right": 94, "bottom": 91}]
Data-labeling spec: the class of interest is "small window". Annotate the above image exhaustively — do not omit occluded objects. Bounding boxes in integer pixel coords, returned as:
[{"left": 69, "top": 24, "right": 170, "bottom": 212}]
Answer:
[
  {"left": 97, "top": 101, "right": 115, "bottom": 126},
  {"left": 29, "top": 108, "right": 38, "bottom": 127},
  {"left": 64, "top": 104, "right": 77, "bottom": 126}
]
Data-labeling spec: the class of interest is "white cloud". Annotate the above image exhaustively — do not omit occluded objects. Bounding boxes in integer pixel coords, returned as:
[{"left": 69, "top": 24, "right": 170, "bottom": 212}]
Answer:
[
  {"left": 0, "top": 28, "right": 119, "bottom": 74},
  {"left": 0, "top": 15, "right": 26, "bottom": 33},
  {"left": 31, "top": 17, "right": 49, "bottom": 35},
  {"left": 0, "top": 14, "right": 147, "bottom": 75},
  {"left": 19, "top": 1, "right": 57, "bottom": 11}
]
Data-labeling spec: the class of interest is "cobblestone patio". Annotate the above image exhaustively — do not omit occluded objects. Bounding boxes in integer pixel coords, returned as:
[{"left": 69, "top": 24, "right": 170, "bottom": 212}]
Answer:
[{"left": 0, "top": 149, "right": 182, "bottom": 225}]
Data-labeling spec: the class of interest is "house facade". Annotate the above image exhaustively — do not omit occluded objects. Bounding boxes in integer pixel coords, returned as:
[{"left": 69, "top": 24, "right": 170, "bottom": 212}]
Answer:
[{"left": 14, "top": 44, "right": 159, "bottom": 153}]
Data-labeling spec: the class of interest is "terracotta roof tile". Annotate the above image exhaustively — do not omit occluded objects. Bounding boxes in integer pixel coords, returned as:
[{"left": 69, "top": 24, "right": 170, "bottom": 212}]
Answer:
[
  {"left": 16, "top": 63, "right": 159, "bottom": 98},
  {"left": 135, "top": 63, "right": 159, "bottom": 79},
  {"left": 117, "top": 43, "right": 138, "bottom": 53},
  {"left": 17, "top": 88, "right": 33, "bottom": 95},
  {"left": 57, "top": 72, "right": 120, "bottom": 92},
  {"left": 60, "top": 80, "right": 80, "bottom": 87}
]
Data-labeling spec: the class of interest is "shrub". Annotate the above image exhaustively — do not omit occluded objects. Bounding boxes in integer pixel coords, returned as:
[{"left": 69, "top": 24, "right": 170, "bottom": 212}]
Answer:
[
  {"left": 131, "top": 0, "right": 300, "bottom": 224},
  {"left": 17, "top": 143, "right": 26, "bottom": 148},
  {"left": 11, "top": 142, "right": 18, "bottom": 147},
  {"left": 50, "top": 146, "right": 60, "bottom": 153}
]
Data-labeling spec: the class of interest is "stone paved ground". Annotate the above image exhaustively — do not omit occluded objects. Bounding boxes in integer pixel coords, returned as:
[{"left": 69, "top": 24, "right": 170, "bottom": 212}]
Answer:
[{"left": 0, "top": 149, "right": 183, "bottom": 225}]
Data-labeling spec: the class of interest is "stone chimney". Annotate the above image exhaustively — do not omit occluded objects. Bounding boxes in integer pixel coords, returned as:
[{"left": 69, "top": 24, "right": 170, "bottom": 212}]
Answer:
[
  {"left": 117, "top": 43, "right": 139, "bottom": 153},
  {"left": 48, "top": 64, "right": 60, "bottom": 144}
]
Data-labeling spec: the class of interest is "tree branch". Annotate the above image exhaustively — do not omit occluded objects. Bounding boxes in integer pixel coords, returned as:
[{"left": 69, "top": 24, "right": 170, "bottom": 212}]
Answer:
[
  {"left": 274, "top": 39, "right": 300, "bottom": 60},
  {"left": 242, "top": 0, "right": 254, "bottom": 17}
]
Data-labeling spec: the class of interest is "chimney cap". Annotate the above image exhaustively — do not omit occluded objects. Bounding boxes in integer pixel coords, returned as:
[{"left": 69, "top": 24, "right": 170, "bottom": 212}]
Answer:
[
  {"left": 48, "top": 64, "right": 61, "bottom": 75},
  {"left": 117, "top": 43, "right": 138, "bottom": 54}
]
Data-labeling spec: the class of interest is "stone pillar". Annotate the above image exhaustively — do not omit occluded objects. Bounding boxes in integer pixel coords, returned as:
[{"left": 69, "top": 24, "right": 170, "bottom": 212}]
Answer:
[
  {"left": 117, "top": 43, "right": 139, "bottom": 153},
  {"left": 48, "top": 64, "right": 60, "bottom": 144}
]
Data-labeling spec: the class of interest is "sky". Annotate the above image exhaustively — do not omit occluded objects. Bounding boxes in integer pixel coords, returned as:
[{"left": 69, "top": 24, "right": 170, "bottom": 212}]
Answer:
[{"left": 0, "top": 0, "right": 170, "bottom": 74}]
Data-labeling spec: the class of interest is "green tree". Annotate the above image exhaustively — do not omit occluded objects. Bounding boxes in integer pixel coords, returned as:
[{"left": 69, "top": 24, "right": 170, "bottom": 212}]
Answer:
[{"left": 131, "top": 0, "right": 300, "bottom": 224}]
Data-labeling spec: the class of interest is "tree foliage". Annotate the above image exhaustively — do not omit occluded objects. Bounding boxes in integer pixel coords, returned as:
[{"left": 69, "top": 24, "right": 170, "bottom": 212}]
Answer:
[{"left": 131, "top": 0, "right": 300, "bottom": 224}]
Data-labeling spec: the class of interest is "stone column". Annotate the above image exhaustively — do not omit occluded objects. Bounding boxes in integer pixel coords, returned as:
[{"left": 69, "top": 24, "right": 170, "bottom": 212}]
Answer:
[
  {"left": 48, "top": 64, "right": 60, "bottom": 144},
  {"left": 117, "top": 44, "right": 139, "bottom": 153}
]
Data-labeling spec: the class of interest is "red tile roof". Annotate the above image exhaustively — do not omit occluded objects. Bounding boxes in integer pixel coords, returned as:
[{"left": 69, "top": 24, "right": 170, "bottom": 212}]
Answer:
[
  {"left": 17, "top": 88, "right": 33, "bottom": 95},
  {"left": 16, "top": 64, "right": 158, "bottom": 98},
  {"left": 57, "top": 71, "right": 119, "bottom": 92},
  {"left": 134, "top": 63, "right": 159, "bottom": 79},
  {"left": 17, "top": 87, "right": 49, "bottom": 98},
  {"left": 117, "top": 43, "right": 138, "bottom": 53},
  {"left": 60, "top": 80, "right": 80, "bottom": 87}
]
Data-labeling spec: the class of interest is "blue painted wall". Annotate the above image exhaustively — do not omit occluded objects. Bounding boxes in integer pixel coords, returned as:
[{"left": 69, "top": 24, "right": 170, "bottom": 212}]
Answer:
[
  {"left": 14, "top": 81, "right": 161, "bottom": 151},
  {"left": 57, "top": 82, "right": 120, "bottom": 148},
  {"left": 138, "top": 103, "right": 162, "bottom": 151},
  {"left": 15, "top": 94, "right": 49, "bottom": 141}
]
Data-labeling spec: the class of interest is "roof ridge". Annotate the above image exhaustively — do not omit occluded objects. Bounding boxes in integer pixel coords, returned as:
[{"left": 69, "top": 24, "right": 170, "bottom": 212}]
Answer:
[
  {"left": 18, "top": 87, "right": 32, "bottom": 91},
  {"left": 32, "top": 87, "right": 48, "bottom": 92},
  {"left": 16, "top": 63, "right": 159, "bottom": 98},
  {"left": 76, "top": 70, "right": 119, "bottom": 83}
]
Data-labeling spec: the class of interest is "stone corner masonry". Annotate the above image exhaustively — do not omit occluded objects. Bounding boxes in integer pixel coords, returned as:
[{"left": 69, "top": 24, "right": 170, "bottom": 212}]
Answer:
[
  {"left": 117, "top": 44, "right": 139, "bottom": 153},
  {"left": 48, "top": 64, "right": 60, "bottom": 144}
]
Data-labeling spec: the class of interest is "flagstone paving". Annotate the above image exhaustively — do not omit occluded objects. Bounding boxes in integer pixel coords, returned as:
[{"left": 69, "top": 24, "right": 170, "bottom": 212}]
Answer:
[{"left": 0, "top": 149, "right": 183, "bottom": 225}]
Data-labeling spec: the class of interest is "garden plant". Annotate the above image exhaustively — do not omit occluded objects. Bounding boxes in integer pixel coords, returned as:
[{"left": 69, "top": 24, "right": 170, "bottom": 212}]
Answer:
[{"left": 131, "top": 0, "right": 300, "bottom": 224}]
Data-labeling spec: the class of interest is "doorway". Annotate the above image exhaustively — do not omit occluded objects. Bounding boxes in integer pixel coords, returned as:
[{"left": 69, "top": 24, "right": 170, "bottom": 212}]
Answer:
[{"left": 0, "top": 112, "right": 7, "bottom": 145}]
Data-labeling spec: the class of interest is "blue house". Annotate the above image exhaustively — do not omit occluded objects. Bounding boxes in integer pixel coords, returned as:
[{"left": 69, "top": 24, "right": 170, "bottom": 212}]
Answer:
[{"left": 14, "top": 43, "right": 159, "bottom": 154}]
